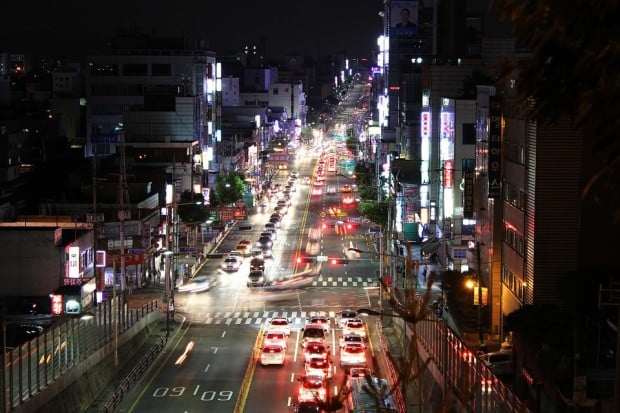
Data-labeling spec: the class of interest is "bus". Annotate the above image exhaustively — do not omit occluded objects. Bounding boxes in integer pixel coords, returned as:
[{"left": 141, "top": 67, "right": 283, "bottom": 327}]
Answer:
[{"left": 344, "top": 376, "right": 398, "bottom": 413}]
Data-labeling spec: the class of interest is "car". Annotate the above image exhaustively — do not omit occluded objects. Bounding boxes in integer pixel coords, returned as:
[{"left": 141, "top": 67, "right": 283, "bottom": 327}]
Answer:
[
  {"left": 264, "top": 224, "right": 278, "bottom": 238},
  {"left": 294, "top": 401, "right": 323, "bottom": 413},
  {"left": 290, "top": 171, "right": 299, "bottom": 178},
  {"left": 274, "top": 205, "right": 287, "bottom": 216},
  {"left": 301, "top": 176, "right": 311, "bottom": 185},
  {"left": 177, "top": 275, "right": 218, "bottom": 293},
  {"left": 260, "top": 245, "right": 273, "bottom": 258},
  {"left": 247, "top": 270, "right": 266, "bottom": 287},
  {"left": 298, "top": 375, "right": 327, "bottom": 403},
  {"left": 339, "top": 333, "right": 366, "bottom": 349},
  {"left": 260, "top": 230, "right": 276, "bottom": 241},
  {"left": 305, "top": 356, "right": 332, "bottom": 379},
  {"left": 307, "top": 315, "right": 330, "bottom": 334},
  {"left": 250, "top": 257, "right": 265, "bottom": 271},
  {"left": 256, "top": 236, "right": 273, "bottom": 248},
  {"left": 342, "top": 184, "right": 352, "bottom": 192},
  {"left": 340, "top": 343, "right": 366, "bottom": 367},
  {"left": 266, "top": 317, "right": 291, "bottom": 336},
  {"left": 312, "top": 187, "right": 322, "bottom": 196},
  {"left": 264, "top": 330, "right": 288, "bottom": 349},
  {"left": 336, "top": 309, "right": 358, "bottom": 328},
  {"left": 302, "top": 342, "right": 330, "bottom": 362},
  {"left": 480, "top": 350, "right": 513, "bottom": 376},
  {"left": 343, "top": 319, "right": 366, "bottom": 339},
  {"left": 223, "top": 257, "right": 241, "bottom": 272},
  {"left": 236, "top": 240, "right": 252, "bottom": 255},
  {"left": 302, "top": 325, "right": 327, "bottom": 347},
  {"left": 257, "top": 203, "right": 268, "bottom": 214},
  {"left": 260, "top": 345, "right": 285, "bottom": 366},
  {"left": 227, "top": 250, "right": 244, "bottom": 262},
  {"left": 270, "top": 212, "right": 282, "bottom": 221},
  {"left": 326, "top": 186, "right": 337, "bottom": 195},
  {"left": 268, "top": 217, "right": 281, "bottom": 228}
]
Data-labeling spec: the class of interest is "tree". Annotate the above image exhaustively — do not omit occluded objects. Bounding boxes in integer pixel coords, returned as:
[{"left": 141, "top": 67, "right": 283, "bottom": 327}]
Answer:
[
  {"left": 358, "top": 200, "right": 391, "bottom": 228},
  {"left": 176, "top": 190, "right": 210, "bottom": 226},
  {"left": 214, "top": 173, "right": 245, "bottom": 206},
  {"left": 492, "top": 0, "right": 620, "bottom": 214}
]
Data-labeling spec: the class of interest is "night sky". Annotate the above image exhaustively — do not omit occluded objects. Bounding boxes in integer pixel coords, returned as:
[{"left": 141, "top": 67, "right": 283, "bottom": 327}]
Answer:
[{"left": 2, "top": 1, "right": 384, "bottom": 59}]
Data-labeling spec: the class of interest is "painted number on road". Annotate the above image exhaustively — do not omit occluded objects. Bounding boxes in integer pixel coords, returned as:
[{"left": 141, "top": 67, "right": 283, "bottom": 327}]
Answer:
[{"left": 152, "top": 387, "right": 233, "bottom": 401}]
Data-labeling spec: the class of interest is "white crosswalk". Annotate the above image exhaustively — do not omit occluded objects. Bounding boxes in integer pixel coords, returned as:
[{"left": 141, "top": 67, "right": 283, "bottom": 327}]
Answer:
[
  {"left": 310, "top": 276, "right": 378, "bottom": 287},
  {"left": 201, "top": 310, "right": 339, "bottom": 327}
]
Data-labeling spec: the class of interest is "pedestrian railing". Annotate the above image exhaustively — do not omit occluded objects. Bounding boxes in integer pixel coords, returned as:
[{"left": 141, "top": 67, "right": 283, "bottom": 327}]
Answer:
[
  {"left": 2, "top": 297, "right": 158, "bottom": 411},
  {"left": 395, "top": 312, "right": 531, "bottom": 413}
]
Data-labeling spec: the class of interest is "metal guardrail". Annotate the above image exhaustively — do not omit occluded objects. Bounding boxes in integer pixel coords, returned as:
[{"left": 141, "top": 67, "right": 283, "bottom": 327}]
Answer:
[
  {"left": 376, "top": 321, "right": 408, "bottom": 413},
  {"left": 98, "top": 334, "right": 166, "bottom": 413},
  {"left": 2, "top": 298, "right": 159, "bottom": 411},
  {"left": 381, "top": 311, "right": 532, "bottom": 413}
]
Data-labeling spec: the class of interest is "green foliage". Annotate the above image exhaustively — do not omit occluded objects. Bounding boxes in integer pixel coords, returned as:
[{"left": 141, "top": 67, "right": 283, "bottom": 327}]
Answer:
[
  {"left": 176, "top": 191, "right": 210, "bottom": 227},
  {"left": 215, "top": 173, "right": 245, "bottom": 206},
  {"left": 354, "top": 162, "right": 377, "bottom": 200},
  {"left": 345, "top": 136, "right": 357, "bottom": 153},
  {"left": 358, "top": 200, "right": 390, "bottom": 228}
]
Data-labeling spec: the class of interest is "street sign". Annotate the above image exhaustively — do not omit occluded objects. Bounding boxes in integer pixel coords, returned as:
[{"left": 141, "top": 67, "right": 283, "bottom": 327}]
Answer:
[
  {"left": 127, "top": 248, "right": 146, "bottom": 254},
  {"left": 316, "top": 255, "right": 328, "bottom": 262}
]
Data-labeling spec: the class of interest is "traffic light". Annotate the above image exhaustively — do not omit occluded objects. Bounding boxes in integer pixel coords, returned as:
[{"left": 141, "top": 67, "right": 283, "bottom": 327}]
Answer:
[
  {"left": 330, "top": 257, "right": 349, "bottom": 265},
  {"left": 296, "top": 256, "right": 315, "bottom": 264}
]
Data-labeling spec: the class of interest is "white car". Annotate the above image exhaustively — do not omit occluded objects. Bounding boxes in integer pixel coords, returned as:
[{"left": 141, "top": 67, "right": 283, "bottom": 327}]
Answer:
[
  {"left": 336, "top": 309, "right": 358, "bottom": 328},
  {"left": 177, "top": 275, "right": 217, "bottom": 293},
  {"left": 227, "top": 250, "right": 244, "bottom": 262},
  {"left": 343, "top": 319, "right": 367, "bottom": 339},
  {"left": 339, "top": 333, "right": 366, "bottom": 349},
  {"left": 306, "top": 315, "right": 330, "bottom": 334},
  {"left": 222, "top": 257, "right": 241, "bottom": 272},
  {"left": 260, "top": 345, "right": 285, "bottom": 366},
  {"left": 305, "top": 356, "right": 332, "bottom": 379},
  {"left": 264, "top": 330, "right": 288, "bottom": 349},
  {"left": 298, "top": 375, "right": 327, "bottom": 403},
  {"left": 340, "top": 343, "right": 366, "bottom": 367},
  {"left": 266, "top": 317, "right": 291, "bottom": 336}
]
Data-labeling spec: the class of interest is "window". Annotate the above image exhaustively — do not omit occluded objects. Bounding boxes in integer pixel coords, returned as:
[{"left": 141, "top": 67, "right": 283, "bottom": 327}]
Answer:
[
  {"left": 462, "top": 123, "right": 475, "bottom": 145},
  {"left": 151, "top": 63, "right": 171, "bottom": 76},
  {"left": 123, "top": 63, "right": 147, "bottom": 76},
  {"left": 272, "top": 87, "right": 279, "bottom": 95}
]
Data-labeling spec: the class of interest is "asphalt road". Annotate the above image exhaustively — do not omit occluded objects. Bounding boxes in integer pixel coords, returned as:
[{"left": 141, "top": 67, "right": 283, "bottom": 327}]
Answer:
[{"left": 120, "top": 102, "right": 383, "bottom": 413}]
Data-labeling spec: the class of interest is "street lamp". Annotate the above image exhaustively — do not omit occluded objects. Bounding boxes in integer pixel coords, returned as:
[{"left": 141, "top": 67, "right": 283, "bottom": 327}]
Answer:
[{"left": 163, "top": 250, "right": 174, "bottom": 339}]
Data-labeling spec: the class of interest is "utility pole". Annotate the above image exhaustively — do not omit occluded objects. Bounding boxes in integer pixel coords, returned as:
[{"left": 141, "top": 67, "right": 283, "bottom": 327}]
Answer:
[{"left": 476, "top": 242, "right": 484, "bottom": 347}]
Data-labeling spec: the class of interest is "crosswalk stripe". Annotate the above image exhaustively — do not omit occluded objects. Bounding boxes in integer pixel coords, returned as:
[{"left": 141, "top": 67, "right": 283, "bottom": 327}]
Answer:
[
  {"left": 235, "top": 318, "right": 242, "bottom": 324},
  {"left": 245, "top": 318, "right": 252, "bottom": 324}
]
